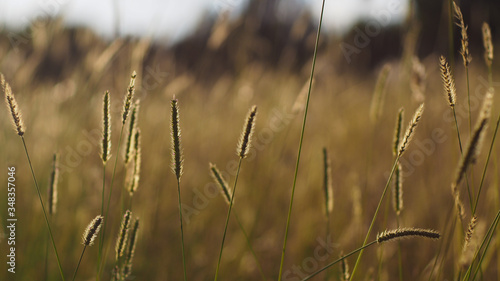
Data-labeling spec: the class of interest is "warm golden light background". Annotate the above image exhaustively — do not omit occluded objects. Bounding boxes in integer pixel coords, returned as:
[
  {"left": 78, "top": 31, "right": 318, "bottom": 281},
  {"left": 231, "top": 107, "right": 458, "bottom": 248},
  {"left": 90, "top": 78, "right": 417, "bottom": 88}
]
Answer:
[{"left": 1, "top": 1, "right": 500, "bottom": 280}]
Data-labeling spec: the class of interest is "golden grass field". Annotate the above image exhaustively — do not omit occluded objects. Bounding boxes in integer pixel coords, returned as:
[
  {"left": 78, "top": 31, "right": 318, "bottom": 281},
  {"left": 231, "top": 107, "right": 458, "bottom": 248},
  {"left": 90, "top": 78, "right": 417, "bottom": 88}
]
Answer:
[{"left": 1, "top": 3, "right": 500, "bottom": 280}]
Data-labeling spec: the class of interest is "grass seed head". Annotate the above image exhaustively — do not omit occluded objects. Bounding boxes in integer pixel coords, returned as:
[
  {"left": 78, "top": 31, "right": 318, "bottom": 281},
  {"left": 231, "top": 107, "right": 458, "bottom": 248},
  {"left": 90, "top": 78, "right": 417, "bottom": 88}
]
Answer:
[
  {"left": 237, "top": 105, "right": 257, "bottom": 158},
  {"left": 398, "top": 103, "right": 424, "bottom": 157},
  {"left": 122, "top": 71, "right": 137, "bottom": 124},
  {"left": 82, "top": 215, "right": 103, "bottom": 246},
  {"left": 453, "top": 1, "right": 471, "bottom": 67},
  {"left": 48, "top": 153, "right": 59, "bottom": 215},
  {"left": 210, "top": 163, "right": 232, "bottom": 204},
  {"left": 482, "top": 22, "right": 493, "bottom": 67},
  {"left": 322, "top": 148, "right": 333, "bottom": 216},
  {"left": 171, "top": 98, "right": 183, "bottom": 180},
  {"left": 2, "top": 74, "right": 25, "bottom": 136},
  {"left": 125, "top": 101, "right": 140, "bottom": 164},
  {"left": 123, "top": 218, "right": 140, "bottom": 278},
  {"left": 102, "top": 91, "right": 111, "bottom": 164},
  {"left": 439, "top": 56, "right": 457, "bottom": 107},
  {"left": 116, "top": 210, "right": 132, "bottom": 260},
  {"left": 376, "top": 228, "right": 440, "bottom": 243}
]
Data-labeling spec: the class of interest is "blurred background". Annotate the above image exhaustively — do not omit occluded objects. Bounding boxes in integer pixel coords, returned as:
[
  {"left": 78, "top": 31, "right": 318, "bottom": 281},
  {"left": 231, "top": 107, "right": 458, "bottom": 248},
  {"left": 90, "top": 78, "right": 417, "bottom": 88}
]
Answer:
[{"left": 1, "top": 0, "right": 500, "bottom": 280}]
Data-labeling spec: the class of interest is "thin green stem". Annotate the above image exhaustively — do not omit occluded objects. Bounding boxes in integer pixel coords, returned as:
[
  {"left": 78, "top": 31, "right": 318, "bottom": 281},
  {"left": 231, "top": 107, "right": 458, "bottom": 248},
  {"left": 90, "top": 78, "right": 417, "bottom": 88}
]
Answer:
[
  {"left": 462, "top": 209, "right": 500, "bottom": 280},
  {"left": 97, "top": 163, "right": 106, "bottom": 277},
  {"left": 302, "top": 241, "right": 378, "bottom": 281},
  {"left": 177, "top": 177, "right": 188, "bottom": 281},
  {"left": 349, "top": 156, "right": 399, "bottom": 280},
  {"left": 98, "top": 125, "right": 125, "bottom": 280},
  {"left": 234, "top": 211, "right": 267, "bottom": 281},
  {"left": 466, "top": 68, "right": 471, "bottom": 135},
  {"left": 21, "top": 137, "right": 65, "bottom": 281},
  {"left": 214, "top": 158, "right": 243, "bottom": 281},
  {"left": 72, "top": 246, "right": 87, "bottom": 281},
  {"left": 473, "top": 113, "right": 500, "bottom": 214},
  {"left": 396, "top": 216, "right": 403, "bottom": 281},
  {"left": 277, "top": 1, "right": 325, "bottom": 279},
  {"left": 452, "top": 108, "right": 474, "bottom": 210}
]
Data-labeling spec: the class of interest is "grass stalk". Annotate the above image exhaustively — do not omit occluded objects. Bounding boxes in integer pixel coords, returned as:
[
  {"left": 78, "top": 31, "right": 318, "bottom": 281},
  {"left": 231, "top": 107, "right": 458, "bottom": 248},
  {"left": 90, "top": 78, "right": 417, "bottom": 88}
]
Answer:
[
  {"left": 176, "top": 178, "right": 188, "bottom": 281},
  {"left": 234, "top": 210, "right": 267, "bottom": 281},
  {"left": 349, "top": 156, "right": 399, "bottom": 280},
  {"left": 276, "top": 0, "right": 325, "bottom": 279},
  {"left": 473, "top": 112, "right": 500, "bottom": 214},
  {"left": 72, "top": 247, "right": 87, "bottom": 281},
  {"left": 21, "top": 137, "right": 65, "bottom": 281},
  {"left": 214, "top": 158, "right": 242, "bottom": 281}
]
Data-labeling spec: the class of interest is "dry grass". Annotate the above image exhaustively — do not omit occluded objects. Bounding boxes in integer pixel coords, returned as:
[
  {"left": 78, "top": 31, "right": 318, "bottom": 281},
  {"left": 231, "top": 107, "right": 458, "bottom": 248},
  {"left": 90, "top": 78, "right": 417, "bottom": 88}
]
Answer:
[{"left": 0, "top": 13, "right": 499, "bottom": 281}]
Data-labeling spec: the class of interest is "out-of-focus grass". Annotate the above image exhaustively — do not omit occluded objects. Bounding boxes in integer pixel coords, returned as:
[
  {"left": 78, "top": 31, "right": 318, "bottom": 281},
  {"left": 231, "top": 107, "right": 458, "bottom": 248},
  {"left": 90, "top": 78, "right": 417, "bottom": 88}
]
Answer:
[{"left": 0, "top": 16, "right": 499, "bottom": 281}]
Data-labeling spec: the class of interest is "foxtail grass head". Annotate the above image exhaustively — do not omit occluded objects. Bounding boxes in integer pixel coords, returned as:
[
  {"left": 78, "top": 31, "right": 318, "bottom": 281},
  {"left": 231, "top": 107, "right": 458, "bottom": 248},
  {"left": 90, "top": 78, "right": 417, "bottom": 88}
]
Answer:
[
  {"left": 2, "top": 74, "right": 25, "bottom": 136},
  {"left": 398, "top": 103, "right": 424, "bottom": 157},
  {"left": 322, "top": 148, "right": 333, "bottom": 216},
  {"left": 453, "top": 90, "right": 493, "bottom": 187},
  {"left": 482, "top": 22, "right": 493, "bottom": 67},
  {"left": 116, "top": 210, "right": 132, "bottom": 260},
  {"left": 210, "top": 163, "right": 232, "bottom": 204},
  {"left": 376, "top": 228, "right": 440, "bottom": 244},
  {"left": 123, "top": 218, "right": 140, "bottom": 278},
  {"left": 129, "top": 129, "right": 141, "bottom": 195},
  {"left": 439, "top": 56, "right": 457, "bottom": 107},
  {"left": 237, "top": 105, "right": 257, "bottom": 159},
  {"left": 125, "top": 101, "right": 140, "bottom": 164},
  {"left": 369, "top": 64, "right": 391, "bottom": 123},
  {"left": 171, "top": 98, "right": 183, "bottom": 180},
  {"left": 82, "top": 215, "right": 103, "bottom": 246},
  {"left": 122, "top": 71, "right": 137, "bottom": 124},
  {"left": 48, "top": 153, "right": 59, "bottom": 215},
  {"left": 453, "top": 1, "right": 471, "bottom": 67},
  {"left": 102, "top": 91, "right": 111, "bottom": 164}
]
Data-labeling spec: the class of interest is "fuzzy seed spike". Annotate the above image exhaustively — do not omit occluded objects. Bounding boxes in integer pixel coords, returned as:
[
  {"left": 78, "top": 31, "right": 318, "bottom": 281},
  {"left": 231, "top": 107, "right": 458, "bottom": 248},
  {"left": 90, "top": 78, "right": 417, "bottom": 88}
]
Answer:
[
  {"left": 123, "top": 218, "right": 140, "bottom": 278},
  {"left": 102, "top": 91, "right": 111, "bottom": 163},
  {"left": 322, "top": 148, "right": 333, "bottom": 216},
  {"left": 210, "top": 163, "right": 232, "bottom": 204},
  {"left": 398, "top": 103, "right": 424, "bottom": 157},
  {"left": 82, "top": 215, "right": 103, "bottom": 246},
  {"left": 2, "top": 74, "right": 25, "bottom": 136},
  {"left": 116, "top": 210, "right": 132, "bottom": 260},
  {"left": 482, "top": 22, "right": 493, "bottom": 67},
  {"left": 237, "top": 105, "right": 257, "bottom": 158},
  {"left": 393, "top": 108, "right": 404, "bottom": 156},
  {"left": 454, "top": 90, "right": 494, "bottom": 186},
  {"left": 122, "top": 71, "right": 137, "bottom": 124},
  {"left": 129, "top": 129, "right": 141, "bottom": 195},
  {"left": 453, "top": 1, "right": 471, "bottom": 66},
  {"left": 125, "top": 101, "right": 140, "bottom": 164},
  {"left": 439, "top": 56, "right": 457, "bottom": 107},
  {"left": 171, "top": 98, "right": 183, "bottom": 180},
  {"left": 369, "top": 64, "right": 391, "bottom": 123},
  {"left": 376, "top": 228, "right": 440, "bottom": 243},
  {"left": 48, "top": 153, "right": 59, "bottom": 215}
]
